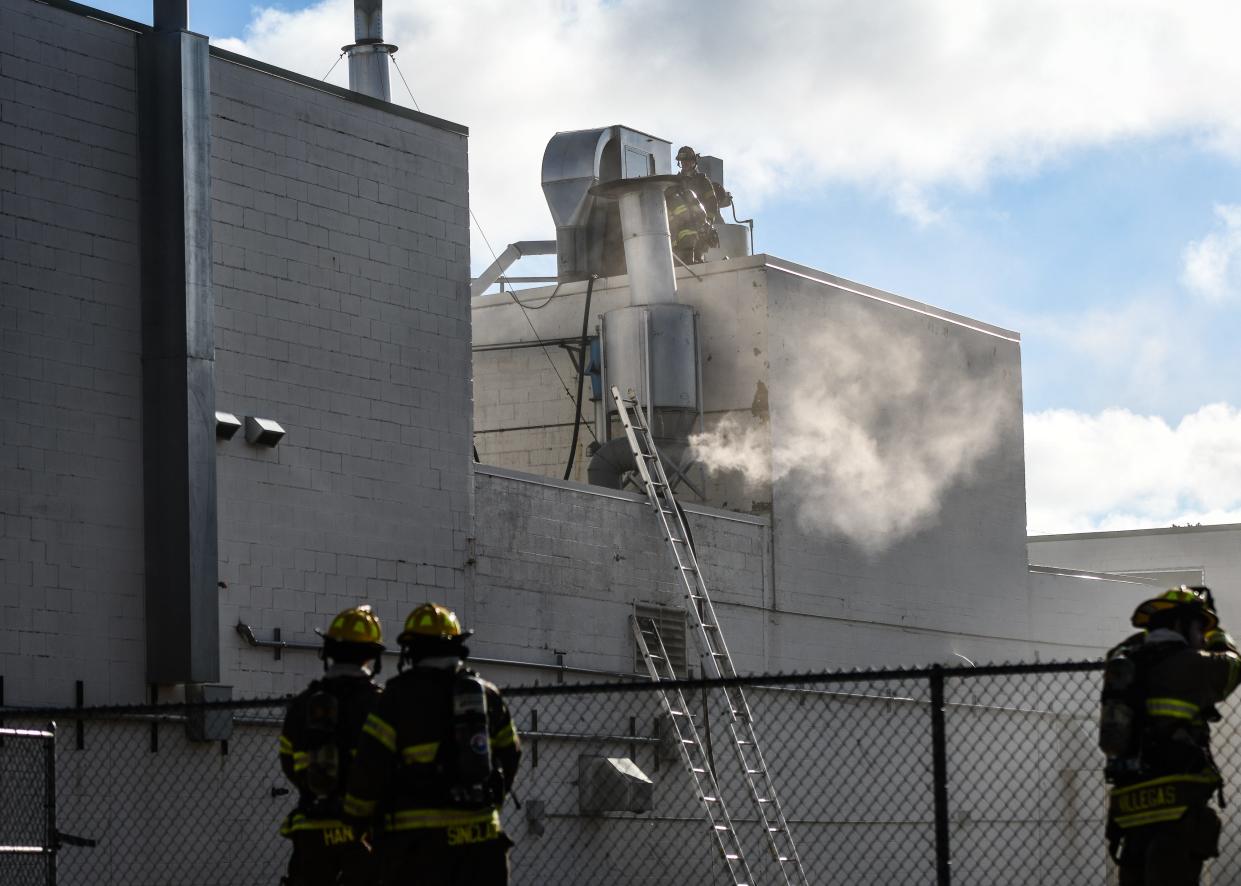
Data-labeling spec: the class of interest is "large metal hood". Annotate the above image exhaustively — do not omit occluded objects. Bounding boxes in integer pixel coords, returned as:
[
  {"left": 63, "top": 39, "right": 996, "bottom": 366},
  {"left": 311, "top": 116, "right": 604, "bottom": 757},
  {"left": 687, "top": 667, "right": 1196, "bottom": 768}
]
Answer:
[{"left": 541, "top": 126, "right": 671, "bottom": 282}]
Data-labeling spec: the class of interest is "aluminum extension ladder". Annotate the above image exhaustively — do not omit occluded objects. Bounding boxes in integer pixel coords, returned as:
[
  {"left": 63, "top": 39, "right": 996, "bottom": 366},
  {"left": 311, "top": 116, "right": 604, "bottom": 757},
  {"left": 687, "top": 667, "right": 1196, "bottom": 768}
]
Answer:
[
  {"left": 612, "top": 387, "right": 808, "bottom": 886},
  {"left": 632, "top": 614, "right": 756, "bottom": 886}
]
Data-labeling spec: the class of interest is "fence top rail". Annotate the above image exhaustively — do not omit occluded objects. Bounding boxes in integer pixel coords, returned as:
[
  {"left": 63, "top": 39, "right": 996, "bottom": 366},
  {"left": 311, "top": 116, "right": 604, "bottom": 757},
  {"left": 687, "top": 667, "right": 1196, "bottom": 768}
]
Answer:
[
  {"left": 0, "top": 725, "right": 55, "bottom": 739},
  {"left": 0, "top": 660, "right": 1105, "bottom": 715},
  {"left": 503, "top": 659, "right": 1105, "bottom": 698}
]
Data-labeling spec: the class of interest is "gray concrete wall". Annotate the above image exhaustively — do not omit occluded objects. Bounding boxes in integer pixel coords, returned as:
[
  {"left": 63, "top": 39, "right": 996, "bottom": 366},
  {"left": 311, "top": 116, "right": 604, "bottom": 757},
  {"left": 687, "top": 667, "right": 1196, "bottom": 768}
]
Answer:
[
  {"left": 0, "top": 0, "right": 146, "bottom": 705},
  {"left": 209, "top": 53, "right": 472, "bottom": 697},
  {"left": 763, "top": 260, "right": 1031, "bottom": 651},
  {"left": 467, "top": 465, "right": 772, "bottom": 680},
  {"left": 471, "top": 259, "right": 773, "bottom": 510},
  {"left": 0, "top": 0, "right": 474, "bottom": 704},
  {"left": 1029, "top": 524, "right": 1241, "bottom": 625},
  {"left": 468, "top": 469, "right": 1127, "bottom": 674},
  {"left": 470, "top": 256, "right": 1134, "bottom": 665}
]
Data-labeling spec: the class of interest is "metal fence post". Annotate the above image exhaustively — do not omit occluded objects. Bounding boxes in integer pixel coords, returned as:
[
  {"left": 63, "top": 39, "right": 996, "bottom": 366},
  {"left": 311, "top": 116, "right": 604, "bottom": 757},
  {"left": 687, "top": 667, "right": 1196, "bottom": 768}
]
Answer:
[
  {"left": 46, "top": 721, "right": 57, "bottom": 886},
  {"left": 931, "top": 665, "right": 951, "bottom": 886}
]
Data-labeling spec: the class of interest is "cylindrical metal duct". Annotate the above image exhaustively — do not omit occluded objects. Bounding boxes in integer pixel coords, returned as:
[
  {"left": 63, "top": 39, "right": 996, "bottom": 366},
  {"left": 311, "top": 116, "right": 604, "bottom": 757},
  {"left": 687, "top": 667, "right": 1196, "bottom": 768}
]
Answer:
[
  {"left": 344, "top": 0, "right": 396, "bottom": 102},
  {"left": 589, "top": 175, "right": 681, "bottom": 306},
  {"left": 353, "top": 0, "right": 384, "bottom": 40},
  {"left": 602, "top": 304, "right": 696, "bottom": 411}
]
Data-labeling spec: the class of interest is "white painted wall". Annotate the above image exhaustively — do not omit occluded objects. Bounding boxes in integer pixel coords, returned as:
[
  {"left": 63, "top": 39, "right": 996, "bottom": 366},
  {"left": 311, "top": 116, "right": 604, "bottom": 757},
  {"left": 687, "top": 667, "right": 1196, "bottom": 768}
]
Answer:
[{"left": 1029, "top": 524, "right": 1241, "bottom": 631}]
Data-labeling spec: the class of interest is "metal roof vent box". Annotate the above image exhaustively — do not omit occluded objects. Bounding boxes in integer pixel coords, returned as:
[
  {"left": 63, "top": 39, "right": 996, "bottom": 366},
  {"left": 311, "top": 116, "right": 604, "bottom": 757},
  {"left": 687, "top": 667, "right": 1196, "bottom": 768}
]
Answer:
[{"left": 578, "top": 755, "right": 654, "bottom": 815}]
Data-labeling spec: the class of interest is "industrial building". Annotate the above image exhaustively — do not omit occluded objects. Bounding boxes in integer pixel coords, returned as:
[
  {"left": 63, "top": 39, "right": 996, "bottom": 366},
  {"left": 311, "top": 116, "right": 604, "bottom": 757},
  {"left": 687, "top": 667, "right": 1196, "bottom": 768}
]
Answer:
[
  {"left": 0, "top": 0, "right": 1159, "bottom": 713},
  {"left": 0, "top": 0, "right": 1190, "bottom": 882}
]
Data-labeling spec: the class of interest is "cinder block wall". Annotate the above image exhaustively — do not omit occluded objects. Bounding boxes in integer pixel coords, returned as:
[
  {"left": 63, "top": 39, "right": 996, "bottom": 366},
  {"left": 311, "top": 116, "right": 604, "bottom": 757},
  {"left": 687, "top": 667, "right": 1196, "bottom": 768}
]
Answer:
[
  {"left": 0, "top": 0, "right": 146, "bottom": 705},
  {"left": 0, "top": 0, "right": 474, "bottom": 703},
  {"left": 209, "top": 56, "right": 472, "bottom": 696},
  {"left": 468, "top": 466, "right": 772, "bottom": 679}
]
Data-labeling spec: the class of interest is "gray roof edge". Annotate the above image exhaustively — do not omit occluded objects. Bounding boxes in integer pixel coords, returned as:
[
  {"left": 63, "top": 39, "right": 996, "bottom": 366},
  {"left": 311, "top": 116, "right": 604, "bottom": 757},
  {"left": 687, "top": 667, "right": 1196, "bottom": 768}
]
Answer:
[
  {"left": 29, "top": 0, "right": 467, "bottom": 136},
  {"left": 209, "top": 47, "right": 468, "bottom": 136},
  {"left": 472, "top": 254, "right": 1020, "bottom": 344},
  {"left": 1029, "top": 523, "right": 1241, "bottom": 543},
  {"left": 764, "top": 256, "right": 1021, "bottom": 343},
  {"left": 1028, "top": 564, "right": 1165, "bottom": 586}
]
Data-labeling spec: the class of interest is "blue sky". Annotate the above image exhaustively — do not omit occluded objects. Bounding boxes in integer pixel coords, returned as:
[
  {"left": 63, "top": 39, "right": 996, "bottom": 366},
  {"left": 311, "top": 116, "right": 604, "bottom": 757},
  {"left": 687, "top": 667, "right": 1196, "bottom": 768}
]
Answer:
[{"left": 91, "top": 0, "right": 1241, "bottom": 532}]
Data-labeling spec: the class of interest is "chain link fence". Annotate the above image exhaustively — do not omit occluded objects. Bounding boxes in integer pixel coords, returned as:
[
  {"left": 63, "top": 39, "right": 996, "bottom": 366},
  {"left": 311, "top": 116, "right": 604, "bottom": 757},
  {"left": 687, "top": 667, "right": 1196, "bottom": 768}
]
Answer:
[
  {"left": 3, "top": 661, "right": 1239, "bottom": 885},
  {"left": 0, "top": 724, "right": 56, "bottom": 886}
]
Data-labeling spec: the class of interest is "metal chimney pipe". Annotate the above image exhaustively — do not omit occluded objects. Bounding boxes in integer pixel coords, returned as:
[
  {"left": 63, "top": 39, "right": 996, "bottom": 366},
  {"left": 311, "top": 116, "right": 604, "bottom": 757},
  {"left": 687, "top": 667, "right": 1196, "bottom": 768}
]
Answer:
[
  {"left": 344, "top": 0, "right": 397, "bottom": 102},
  {"left": 590, "top": 174, "right": 681, "bottom": 305}
]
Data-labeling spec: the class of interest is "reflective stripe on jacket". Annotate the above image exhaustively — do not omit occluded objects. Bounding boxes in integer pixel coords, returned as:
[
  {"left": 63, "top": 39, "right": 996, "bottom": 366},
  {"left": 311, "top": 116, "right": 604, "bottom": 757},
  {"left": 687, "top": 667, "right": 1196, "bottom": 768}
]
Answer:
[
  {"left": 1108, "top": 771, "right": 1220, "bottom": 829},
  {"left": 343, "top": 663, "right": 522, "bottom": 834}
]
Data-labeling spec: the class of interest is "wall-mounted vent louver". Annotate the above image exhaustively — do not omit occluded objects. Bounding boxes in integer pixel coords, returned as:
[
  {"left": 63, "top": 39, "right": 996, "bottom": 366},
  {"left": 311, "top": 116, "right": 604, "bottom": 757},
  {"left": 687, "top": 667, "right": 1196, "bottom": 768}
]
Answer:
[{"left": 633, "top": 603, "right": 688, "bottom": 677}]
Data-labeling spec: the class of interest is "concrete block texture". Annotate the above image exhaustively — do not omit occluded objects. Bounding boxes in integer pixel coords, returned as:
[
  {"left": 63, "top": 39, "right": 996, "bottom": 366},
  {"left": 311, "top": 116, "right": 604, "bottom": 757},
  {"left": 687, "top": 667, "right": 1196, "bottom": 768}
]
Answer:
[
  {"left": 0, "top": 0, "right": 145, "bottom": 705},
  {"left": 467, "top": 468, "right": 1124, "bottom": 683},
  {"left": 469, "top": 256, "right": 1132, "bottom": 666},
  {"left": 209, "top": 54, "right": 472, "bottom": 695}
]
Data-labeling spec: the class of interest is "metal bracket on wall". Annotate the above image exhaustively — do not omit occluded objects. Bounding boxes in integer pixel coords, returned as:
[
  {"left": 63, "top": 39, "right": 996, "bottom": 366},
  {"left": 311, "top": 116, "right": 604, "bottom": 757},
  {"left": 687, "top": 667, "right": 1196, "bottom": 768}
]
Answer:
[{"left": 234, "top": 623, "right": 289, "bottom": 660}]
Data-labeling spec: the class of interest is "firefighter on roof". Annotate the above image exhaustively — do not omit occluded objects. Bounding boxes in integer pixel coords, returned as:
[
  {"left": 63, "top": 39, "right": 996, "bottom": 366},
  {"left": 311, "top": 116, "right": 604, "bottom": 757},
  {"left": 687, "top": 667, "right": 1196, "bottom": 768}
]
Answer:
[
  {"left": 344, "top": 603, "right": 522, "bottom": 885},
  {"left": 1101, "top": 586, "right": 1241, "bottom": 884},
  {"left": 278, "top": 605, "right": 385, "bottom": 886},
  {"left": 666, "top": 145, "right": 732, "bottom": 266}
]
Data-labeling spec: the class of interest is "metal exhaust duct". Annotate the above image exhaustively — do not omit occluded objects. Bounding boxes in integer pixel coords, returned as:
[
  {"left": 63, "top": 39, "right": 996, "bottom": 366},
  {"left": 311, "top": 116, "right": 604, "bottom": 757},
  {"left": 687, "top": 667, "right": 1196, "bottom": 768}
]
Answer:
[
  {"left": 589, "top": 175, "right": 681, "bottom": 306},
  {"left": 587, "top": 175, "right": 702, "bottom": 490},
  {"left": 345, "top": 0, "right": 397, "bottom": 102}
]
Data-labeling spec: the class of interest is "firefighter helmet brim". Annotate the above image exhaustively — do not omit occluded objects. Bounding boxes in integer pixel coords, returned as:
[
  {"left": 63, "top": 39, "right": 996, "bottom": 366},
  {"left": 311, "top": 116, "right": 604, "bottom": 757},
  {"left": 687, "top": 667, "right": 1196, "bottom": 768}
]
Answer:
[{"left": 1131, "top": 586, "right": 1219, "bottom": 632}]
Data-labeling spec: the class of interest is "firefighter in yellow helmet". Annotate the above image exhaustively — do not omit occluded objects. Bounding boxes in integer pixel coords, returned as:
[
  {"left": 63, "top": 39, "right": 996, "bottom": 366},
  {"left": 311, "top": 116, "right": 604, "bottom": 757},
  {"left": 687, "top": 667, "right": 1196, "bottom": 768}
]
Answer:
[
  {"left": 344, "top": 603, "right": 522, "bottom": 885},
  {"left": 666, "top": 145, "right": 733, "bottom": 265},
  {"left": 278, "top": 605, "right": 385, "bottom": 886},
  {"left": 1101, "top": 586, "right": 1241, "bottom": 884}
]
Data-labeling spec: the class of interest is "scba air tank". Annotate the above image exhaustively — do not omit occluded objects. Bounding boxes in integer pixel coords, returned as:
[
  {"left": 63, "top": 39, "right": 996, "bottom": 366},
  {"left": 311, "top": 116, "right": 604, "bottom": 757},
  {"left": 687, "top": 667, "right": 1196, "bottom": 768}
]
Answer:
[
  {"left": 450, "top": 671, "right": 493, "bottom": 807},
  {"left": 1099, "top": 653, "right": 1138, "bottom": 760}
]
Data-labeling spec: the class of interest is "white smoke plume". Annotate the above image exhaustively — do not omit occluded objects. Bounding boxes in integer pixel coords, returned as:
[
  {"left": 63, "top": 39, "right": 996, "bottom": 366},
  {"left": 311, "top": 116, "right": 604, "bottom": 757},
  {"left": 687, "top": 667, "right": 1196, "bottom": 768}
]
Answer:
[{"left": 691, "top": 308, "right": 1016, "bottom": 554}]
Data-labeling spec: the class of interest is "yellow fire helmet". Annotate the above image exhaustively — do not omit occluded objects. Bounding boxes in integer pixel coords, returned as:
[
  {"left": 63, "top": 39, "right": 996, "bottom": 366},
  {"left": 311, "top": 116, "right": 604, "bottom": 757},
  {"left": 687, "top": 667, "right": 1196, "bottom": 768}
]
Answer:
[
  {"left": 317, "top": 604, "right": 385, "bottom": 649},
  {"left": 1132, "top": 586, "right": 1219, "bottom": 633},
  {"left": 398, "top": 602, "right": 472, "bottom": 645}
]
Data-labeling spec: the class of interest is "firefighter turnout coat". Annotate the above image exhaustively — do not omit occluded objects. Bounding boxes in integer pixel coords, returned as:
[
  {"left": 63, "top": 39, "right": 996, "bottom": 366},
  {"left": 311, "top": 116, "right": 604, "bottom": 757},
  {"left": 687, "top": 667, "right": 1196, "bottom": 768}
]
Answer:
[
  {"left": 1107, "top": 628, "right": 1241, "bottom": 833},
  {"left": 278, "top": 664, "right": 382, "bottom": 841},
  {"left": 343, "top": 662, "right": 521, "bottom": 843}
]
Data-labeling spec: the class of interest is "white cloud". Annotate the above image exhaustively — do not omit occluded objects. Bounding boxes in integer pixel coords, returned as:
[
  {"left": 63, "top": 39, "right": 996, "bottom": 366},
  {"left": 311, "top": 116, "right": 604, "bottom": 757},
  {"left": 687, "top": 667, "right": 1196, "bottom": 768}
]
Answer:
[
  {"left": 214, "top": 0, "right": 1241, "bottom": 272},
  {"left": 1182, "top": 204, "right": 1241, "bottom": 302},
  {"left": 1025, "top": 403, "right": 1241, "bottom": 533}
]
